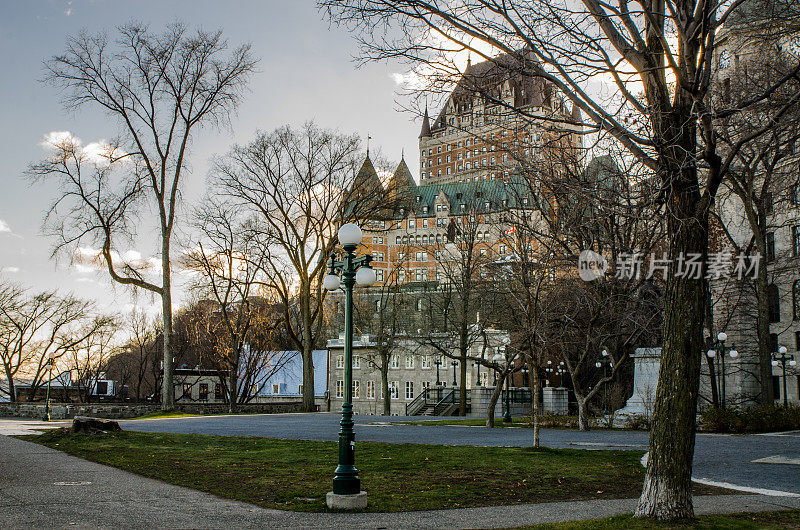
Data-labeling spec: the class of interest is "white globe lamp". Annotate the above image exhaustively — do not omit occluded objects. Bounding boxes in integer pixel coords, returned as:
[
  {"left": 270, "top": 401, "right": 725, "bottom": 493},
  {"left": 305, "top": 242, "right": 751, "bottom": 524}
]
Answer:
[
  {"left": 355, "top": 266, "right": 376, "bottom": 287},
  {"left": 729, "top": 349, "right": 739, "bottom": 358},
  {"left": 706, "top": 349, "right": 716, "bottom": 358},
  {"left": 323, "top": 274, "right": 341, "bottom": 291},
  {"left": 338, "top": 223, "right": 362, "bottom": 247},
  {"left": 779, "top": 346, "right": 788, "bottom": 354},
  {"left": 717, "top": 332, "right": 727, "bottom": 342}
]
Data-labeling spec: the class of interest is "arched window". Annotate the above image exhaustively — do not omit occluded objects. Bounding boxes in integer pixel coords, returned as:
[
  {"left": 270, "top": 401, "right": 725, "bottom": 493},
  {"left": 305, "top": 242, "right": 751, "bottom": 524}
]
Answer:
[
  {"left": 768, "top": 283, "right": 781, "bottom": 323},
  {"left": 416, "top": 235, "right": 421, "bottom": 245},
  {"left": 402, "top": 236, "right": 408, "bottom": 245},
  {"left": 422, "top": 235, "right": 428, "bottom": 245}
]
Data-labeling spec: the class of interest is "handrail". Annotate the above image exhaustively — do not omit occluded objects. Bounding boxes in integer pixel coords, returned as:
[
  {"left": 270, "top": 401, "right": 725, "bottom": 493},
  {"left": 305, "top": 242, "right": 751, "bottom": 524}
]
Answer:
[{"left": 405, "top": 388, "right": 429, "bottom": 415}]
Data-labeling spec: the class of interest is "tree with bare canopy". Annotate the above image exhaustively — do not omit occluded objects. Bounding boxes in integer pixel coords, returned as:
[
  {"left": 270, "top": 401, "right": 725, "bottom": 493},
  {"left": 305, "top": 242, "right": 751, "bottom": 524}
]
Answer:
[
  {"left": 211, "top": 123, "right": 391, "bottom": 412},
  {"left": 321, "top": 0, "right": 800, "bottom": 519},
  {"left": 29, "top": 22, "right": 257, "bottom": 410}
]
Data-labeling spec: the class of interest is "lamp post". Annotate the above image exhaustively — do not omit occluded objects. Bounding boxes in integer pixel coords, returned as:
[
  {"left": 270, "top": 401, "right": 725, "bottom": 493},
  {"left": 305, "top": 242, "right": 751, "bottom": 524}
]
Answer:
[
  {"left": 452, "top": 360, "right": 458, "bottom": 387},
  {"left": 706, "top": 332, "right": 738, "bottom": 409},
  {"left": 434, "top": 358, "right": 442, "bottom": 386},
  {"left": 323, "top": 223, "right": 375, "bottom": 509},
  {"left": 595, "top": 349, "right": 612, "bottom": 415},
  {"left": 44, "top": 353, "right": 55, "bottom": 422},
  {"left": 772, "top": 346, "right": 797, "bottom": 407}
]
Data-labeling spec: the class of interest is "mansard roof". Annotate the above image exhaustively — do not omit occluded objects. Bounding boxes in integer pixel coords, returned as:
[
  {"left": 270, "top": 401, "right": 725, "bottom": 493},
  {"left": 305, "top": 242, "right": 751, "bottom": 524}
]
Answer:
[
  {"left": 398, "top": 175, "right": 532, "bottom": 218},
  {"left": 430, "top": 50, "right": 553, "bottom": 131}
]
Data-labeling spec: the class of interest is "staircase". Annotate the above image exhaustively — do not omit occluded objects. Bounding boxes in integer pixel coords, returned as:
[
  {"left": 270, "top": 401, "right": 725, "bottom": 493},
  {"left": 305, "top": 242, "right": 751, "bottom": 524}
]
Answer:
[{"left": 405, "top": 387, "right": 470, "bottom": 416}]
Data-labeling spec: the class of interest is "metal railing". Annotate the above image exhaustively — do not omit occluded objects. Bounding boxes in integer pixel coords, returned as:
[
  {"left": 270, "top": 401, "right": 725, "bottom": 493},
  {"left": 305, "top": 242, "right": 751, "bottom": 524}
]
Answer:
[{"left": 405, "top": 387, "right": 472, "bottom": 416}]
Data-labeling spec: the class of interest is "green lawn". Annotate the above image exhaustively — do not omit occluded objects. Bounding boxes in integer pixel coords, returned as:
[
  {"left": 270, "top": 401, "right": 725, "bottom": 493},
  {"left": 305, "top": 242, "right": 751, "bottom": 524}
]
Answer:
[
  {"left": 530, "top": 510, "right": 800, "bottom": 529},
  {"left": 27, "top": 429, "right": 658, "bottom": 512}
]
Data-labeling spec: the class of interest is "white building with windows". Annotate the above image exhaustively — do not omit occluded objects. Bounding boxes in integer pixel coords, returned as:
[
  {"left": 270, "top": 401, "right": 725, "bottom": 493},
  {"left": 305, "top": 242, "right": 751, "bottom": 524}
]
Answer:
[{"left": 326, "top": 329, "right": 510, "bottom": 415}]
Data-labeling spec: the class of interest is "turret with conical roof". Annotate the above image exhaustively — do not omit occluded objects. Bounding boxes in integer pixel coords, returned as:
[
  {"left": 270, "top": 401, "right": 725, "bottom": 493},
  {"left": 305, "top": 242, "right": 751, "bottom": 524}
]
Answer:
[
  {"left": 353, "top": 152, "right": 383, "bottom": 196},
  {"left": 419, "top": 105, "right": 432, "bottom": 138}
]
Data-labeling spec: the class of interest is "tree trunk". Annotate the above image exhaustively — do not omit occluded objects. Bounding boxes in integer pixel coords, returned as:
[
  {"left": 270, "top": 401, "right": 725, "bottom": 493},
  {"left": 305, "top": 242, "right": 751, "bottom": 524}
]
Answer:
[
  {"left": 636, "top": 155, "right": 707, "bottom": 519},
  {"left": 382, "top": 352, "right": 391, "bottom": 415},
  {"left": 161, "top": 240, "right": 175, "bottom": 411},
  {"left": 301, "top": 343, "right": 315, "bottom": 411},
  {"left": 576, "top": 393, "right": 590, "bottom": 431},
  {"left": 228, "top": 360, "right": 238, "bottom": 414},
  {"left": 4, "top": 365, "right": 15, "bottom": 403},
  {"left": 532, "top": 365, "right": 541, "bottom": 447},
  {"left": 485, "top": 377, "right": 503, "bottom": 427},
  {"left": 459, "top": 350, "right": 467, "bottom": 416},
  {"left": 754, "top": 252, "right": 775, "bottom": 405}
]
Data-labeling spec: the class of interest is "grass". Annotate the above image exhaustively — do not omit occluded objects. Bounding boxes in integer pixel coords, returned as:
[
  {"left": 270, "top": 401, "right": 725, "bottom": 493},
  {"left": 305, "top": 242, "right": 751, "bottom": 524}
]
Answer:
[
  {"left": 25, "top": 429, "right": 664, "bottom": 512},
  {"left": 529, "top": 510, "right": 800, "bottom": 529}
]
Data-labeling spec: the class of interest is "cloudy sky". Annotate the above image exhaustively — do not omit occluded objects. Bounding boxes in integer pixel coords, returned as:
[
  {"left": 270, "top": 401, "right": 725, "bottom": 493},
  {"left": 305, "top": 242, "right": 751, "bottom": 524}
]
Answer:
[{"left": 0, "top": 0, "right": 419, "bottom": 316}]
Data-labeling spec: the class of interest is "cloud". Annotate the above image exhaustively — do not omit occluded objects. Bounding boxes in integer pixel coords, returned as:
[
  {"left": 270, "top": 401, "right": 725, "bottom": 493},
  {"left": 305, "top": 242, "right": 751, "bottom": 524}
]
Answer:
[
  {"left": 2, "top": 267, "right": 20, "bottom": 274},
  {"left": 0, "top": 219, "right": 22, "bottom": 239},
  {"left": 73, "top": 246, "right": 162, "bottom": 276},
  {"left": 40, "top": 131, "right": 126, "bottom": 167}
]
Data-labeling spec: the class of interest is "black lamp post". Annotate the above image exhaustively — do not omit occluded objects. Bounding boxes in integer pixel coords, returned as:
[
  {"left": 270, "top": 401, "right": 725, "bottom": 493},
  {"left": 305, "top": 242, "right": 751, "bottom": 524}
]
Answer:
[
  {"left": 706, "top": 332, "right": 738, "bottom": 409},
  {"left": 43, "top": 354, "right": 55, "bottom": 422},
  {"left": 452, "top": 360, "right": 459, "bottom": 387},
  {"left": 323, "top": 223, "right": 375, "bottom": 508},
  {"left": 772, "top": 346, "right": 797, "bottom": 407},
  {"left": 595, "top": 349, "right": 612, "bottom": 415},
  {"left": 434, "top": 358, "right": 442, "bottom": 386}
]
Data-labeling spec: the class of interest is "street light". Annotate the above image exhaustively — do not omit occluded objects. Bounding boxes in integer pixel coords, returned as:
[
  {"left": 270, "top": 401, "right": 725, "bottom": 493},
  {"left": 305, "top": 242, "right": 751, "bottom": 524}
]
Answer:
[
  {"left": 772, "top": 346, "right": 797, "bottom": 407},
  {"left": 452, "top": 360, "right": 459, "bottom": 387},
  {"left": 706, "top": 331, "right": 738, "bottom": 409},
  {"left": 44, "top": 353, "right": 55, "bottom": 422},
  {"left": 434, "top": 357, "right": 442, "bottom": 386},
  {"left": 323, "top": 223, "right": 374, "bottom": 509},
  {"left": 595, "top": 349, "right": 612, "bottom": 416}
]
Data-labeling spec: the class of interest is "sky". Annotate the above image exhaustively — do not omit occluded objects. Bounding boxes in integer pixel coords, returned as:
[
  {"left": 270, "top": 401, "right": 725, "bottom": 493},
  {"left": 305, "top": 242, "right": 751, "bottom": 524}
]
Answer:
[{"left": 0, "top": 0, "right": 420, "bottom": 317}]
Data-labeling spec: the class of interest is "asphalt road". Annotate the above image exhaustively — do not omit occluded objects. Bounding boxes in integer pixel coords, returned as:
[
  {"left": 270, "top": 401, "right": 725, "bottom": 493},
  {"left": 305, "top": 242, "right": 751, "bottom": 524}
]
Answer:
[{"left": 121, "top": 413, "right": 800, "bottom": 495}]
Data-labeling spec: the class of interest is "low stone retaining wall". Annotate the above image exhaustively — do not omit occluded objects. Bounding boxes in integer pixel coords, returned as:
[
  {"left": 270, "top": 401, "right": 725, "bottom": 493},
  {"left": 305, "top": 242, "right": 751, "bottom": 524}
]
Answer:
[{"left": 0, "top": 401, "right": 305, "bottom": 420}]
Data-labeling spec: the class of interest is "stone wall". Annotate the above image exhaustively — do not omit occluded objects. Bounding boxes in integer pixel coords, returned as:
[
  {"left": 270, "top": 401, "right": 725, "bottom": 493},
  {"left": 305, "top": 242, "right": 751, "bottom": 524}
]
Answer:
[{"left": 0, "top": 400, "right": 305, "bottom": 420}]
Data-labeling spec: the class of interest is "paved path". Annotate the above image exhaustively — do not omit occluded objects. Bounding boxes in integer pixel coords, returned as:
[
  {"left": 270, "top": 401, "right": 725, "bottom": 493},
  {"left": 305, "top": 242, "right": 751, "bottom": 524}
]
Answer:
[
  {"left": 1, "top": 434, "right": 799, "bottom": 529},
  {"left": 121, "top": 413, "right": 800, "bottom": 495}
]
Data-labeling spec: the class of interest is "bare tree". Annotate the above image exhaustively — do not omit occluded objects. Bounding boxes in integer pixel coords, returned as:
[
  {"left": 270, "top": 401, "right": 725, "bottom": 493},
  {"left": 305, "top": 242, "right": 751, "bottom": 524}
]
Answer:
[
  {"left": 31, "top": 22, "right": 256, "bottom": 410},
  {"left": 213, "top": 123, "right": 392, "bottom": 411},
  {"left": 64, "top": 316, "right": 119, "bottom": 403},
  {"left": 322, "top": 0, "right": 800, "bottom": 518},
  {"left": 184, "top": 199, "right": 291, "bottom": 411}
]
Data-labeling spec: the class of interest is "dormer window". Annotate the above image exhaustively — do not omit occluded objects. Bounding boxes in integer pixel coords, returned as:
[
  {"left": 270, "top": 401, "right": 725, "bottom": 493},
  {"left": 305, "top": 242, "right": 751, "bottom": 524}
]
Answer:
[
  {"left": 485, "top": 201, "right": 490, "bottom": 209},
  {"left": 522, "top": 197, "right": 529, "bottom": 206},
  {"left": 422, "top": 206, "right": 428, "bottom": 214},
  {"left": 416, "top": 196, "right": 422, "bottom": 202},
  {"left": 460, "top": 204, "right": 466, "bottom": 212}
]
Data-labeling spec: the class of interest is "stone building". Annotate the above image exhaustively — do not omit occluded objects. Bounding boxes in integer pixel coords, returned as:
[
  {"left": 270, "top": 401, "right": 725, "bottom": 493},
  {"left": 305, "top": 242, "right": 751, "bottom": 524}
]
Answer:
[
  {"left": 326, "top": 329, "right": 510, "bottom": 416},
  {"left": 709, "top": 0, "right": 800, "bottom": 406}
]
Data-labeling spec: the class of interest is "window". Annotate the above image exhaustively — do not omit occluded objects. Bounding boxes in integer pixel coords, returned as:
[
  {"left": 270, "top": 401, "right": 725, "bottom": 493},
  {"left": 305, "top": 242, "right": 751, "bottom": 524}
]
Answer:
[
  {"left": 793, "top": 227, "right": 800, "bottom": 257},
  {"left": 396, "top": 236, "right": 401, "bottom": 245},
  {"left": 499, "top": 244, "right": 508, "bottom": 255},
  {"left": 390, "top": 381, "right": 399, "bottom": 399},
  {"left": 405, "top": 381, "right": 414, "bottom": 400},
  {"left": 767, "top": 232, "right": 776, "bottom": 262},
  {"left": 367, "top": 380, "right": 375, "bottom": 399},
  {"left": 415, "top": 251, "right": 427, "bottom": 261},
  {"left": 406, "top": 355, "right": 415, "bottom": 369},
  {"left": 336, "top": 355, "right": 344, "bottom": 369},
  {"left": 96, "top": 381, "right": 108, "bottom": 395},
  {"left": 794, "top": 281, "right": 800, "bottom": 320},
  {"left": 415, "top": 269, "right": 426, "bottom": 281},
  {"left": 214, "top": 384, "right": 222, "bottom": 400},
  {"left": 376, "top": 269, "right": 384, "bottom": 282},
  {"left": 768, "top": 284, "right": 781, "bottom": 322},
  {"left": 409, "top": 219, "right": 416, "bottom": 229},
  {"left": 421, "top": 355, "right": 431, "bottom": 369},
  {"left": 421, "top": 381, "right": 431, "bottom": 394},
  {"left": 391, "top": 356, "right": 400, "bottom": 369},
  {"left": 353, "top": 380, "right": 360, "bottom": 398},
  {"left": 199, "top": 383, "right": 208, "bottom": 401},
  {"left": 353, "top": 355, "right": 361, "bottom": 369},
  {"left": 336, "top": 380, "right": 344, "bottom": 398},
  {"left": 272, "top": 383, "right": 280, "bottom": 394}
]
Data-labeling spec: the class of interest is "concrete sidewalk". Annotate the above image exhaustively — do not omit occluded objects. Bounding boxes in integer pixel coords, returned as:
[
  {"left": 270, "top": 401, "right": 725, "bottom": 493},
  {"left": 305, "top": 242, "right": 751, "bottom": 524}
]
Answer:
[{"left": 1, "top": 435, "right": 799, "bottom": 529}]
